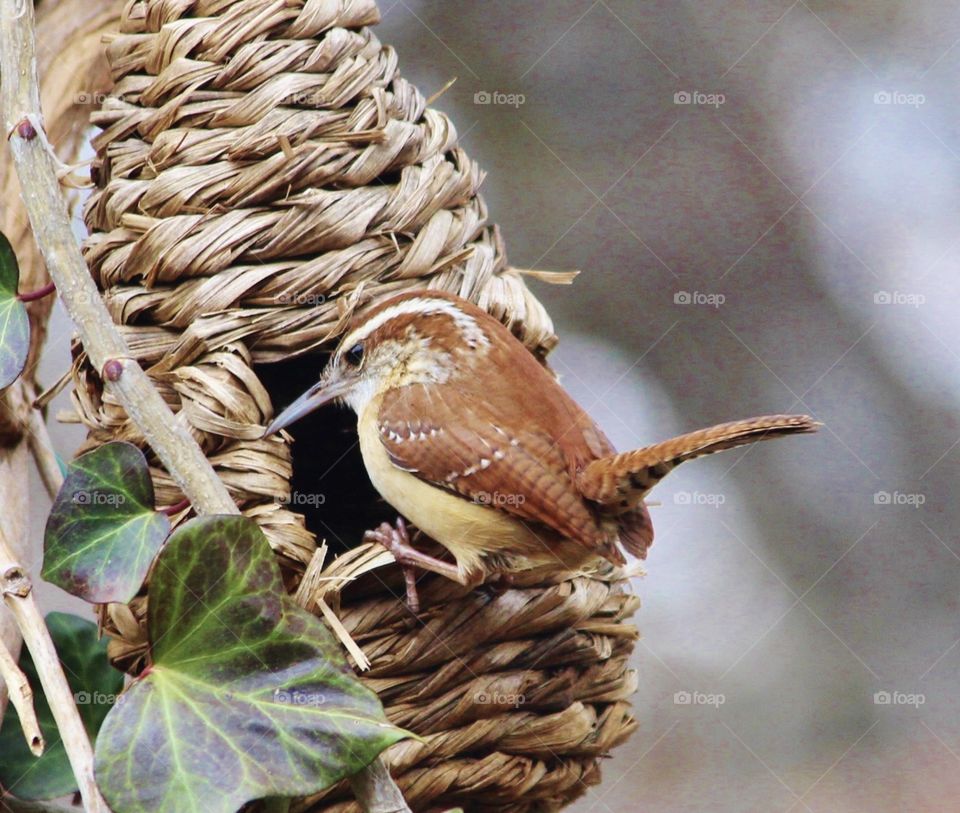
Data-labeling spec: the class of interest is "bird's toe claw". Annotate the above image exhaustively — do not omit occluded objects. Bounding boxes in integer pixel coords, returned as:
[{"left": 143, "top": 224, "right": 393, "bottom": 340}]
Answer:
[{"left": 364, "top": 518, "right": 421, "bottom": 613}]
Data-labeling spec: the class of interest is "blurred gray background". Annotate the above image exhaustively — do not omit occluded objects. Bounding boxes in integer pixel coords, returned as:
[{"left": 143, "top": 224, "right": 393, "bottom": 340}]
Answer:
[{"left": 27, "top": 1, "right": 960, "bottom": 811}]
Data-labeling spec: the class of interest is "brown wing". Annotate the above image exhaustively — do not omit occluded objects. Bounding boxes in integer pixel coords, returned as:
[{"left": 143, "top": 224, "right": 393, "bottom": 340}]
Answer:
[{"left": 377, "top": 382, "right": 615, "bottom": 553}]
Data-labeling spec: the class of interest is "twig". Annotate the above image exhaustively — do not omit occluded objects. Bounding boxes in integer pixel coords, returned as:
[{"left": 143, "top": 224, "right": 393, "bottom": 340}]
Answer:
[
  {"left": 0, "top": 526, "right": 104, "bottom": 812},
  {"left": 1, "top": 2, "right": 233, "bottom": 516},
  {"left": 0, "top": 797, "right": 86, "bottom": 813},
  {"left": 0, "top": 631, "right": 43, "bottom": 756},
  {"left": 159, "top": 497, "right": 190, "bottom": 517},
  {"left": 16, "top": 280, "right": 55, "bottom": 302},
  {"left": 26, "top": 395, "right": 62, "bottom": 501},
  {"left": 0, "top": 387, "right": 41, "bottom": 746},
  {"left": 0, "top": 1, "right": 409, "bottom": 809}
]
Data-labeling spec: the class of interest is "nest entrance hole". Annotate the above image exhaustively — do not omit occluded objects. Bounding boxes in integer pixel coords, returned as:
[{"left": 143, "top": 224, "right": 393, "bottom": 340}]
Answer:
[{"left": 256, "top": 356, "right": 395, "bottom": 556}]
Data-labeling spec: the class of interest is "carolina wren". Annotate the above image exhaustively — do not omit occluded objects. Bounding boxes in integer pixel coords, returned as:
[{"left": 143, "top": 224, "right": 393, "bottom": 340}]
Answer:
[{"left": 266, "top": 291, "right": 817, "bottom": 607}]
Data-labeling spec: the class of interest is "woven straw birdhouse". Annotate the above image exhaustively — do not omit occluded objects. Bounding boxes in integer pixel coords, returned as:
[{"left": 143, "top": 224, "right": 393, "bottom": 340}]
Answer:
[{"left": 46, "top": 1, "right": 642, "bottom": 810}]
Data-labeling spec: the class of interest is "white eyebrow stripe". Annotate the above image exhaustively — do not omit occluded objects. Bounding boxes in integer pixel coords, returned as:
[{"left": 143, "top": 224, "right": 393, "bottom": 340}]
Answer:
[{"left": 340, "top": 297, "right": 491, "bottom": 351}]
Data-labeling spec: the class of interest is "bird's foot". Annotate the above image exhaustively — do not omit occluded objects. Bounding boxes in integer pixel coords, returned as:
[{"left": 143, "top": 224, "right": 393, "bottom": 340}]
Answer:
[
  {"left": 365, "top": 518, "right": 421, "bottom": 613},
  {"left": 364, "top": 518, "right": 463, "bottom": 613}
]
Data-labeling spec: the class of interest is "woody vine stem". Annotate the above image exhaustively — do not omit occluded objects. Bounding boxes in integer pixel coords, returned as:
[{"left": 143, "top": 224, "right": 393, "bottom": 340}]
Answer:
[{"left": 0, "top": 1, "right": 409, "bottom": 810}]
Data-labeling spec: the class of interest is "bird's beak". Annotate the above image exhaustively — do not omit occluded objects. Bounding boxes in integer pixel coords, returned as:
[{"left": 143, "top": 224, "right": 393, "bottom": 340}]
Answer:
[{"left": 262, "top": 375, "right": 353, "bottom": 437}]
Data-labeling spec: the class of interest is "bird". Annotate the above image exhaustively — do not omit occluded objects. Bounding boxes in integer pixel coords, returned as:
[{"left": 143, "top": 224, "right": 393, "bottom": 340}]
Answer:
[{"left": 265, "top": 290, "right": 818, "bottom": 611}]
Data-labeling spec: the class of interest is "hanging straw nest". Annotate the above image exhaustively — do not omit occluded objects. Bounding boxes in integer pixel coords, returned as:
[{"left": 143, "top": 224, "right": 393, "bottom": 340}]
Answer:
[{"left": 56, "top": 1, "right": 642, "bottom": 809}]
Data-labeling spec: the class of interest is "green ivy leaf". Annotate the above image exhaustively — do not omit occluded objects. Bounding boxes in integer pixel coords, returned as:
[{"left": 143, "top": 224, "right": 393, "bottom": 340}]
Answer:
[
  {"left": 95, "top": 515, "right": 407, "bottom": 813},
  {"left": 43, "top": 442, "right": 171, "bottom": 604},
  {"left": 0, "top": 613, "right": 124, "bottom": 800},
  {"left": 0, "top": 231, "right": 30, "bottom": 389}
]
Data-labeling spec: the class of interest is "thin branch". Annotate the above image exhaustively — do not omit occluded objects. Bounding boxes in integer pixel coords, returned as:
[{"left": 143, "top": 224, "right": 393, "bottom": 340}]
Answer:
[
  {"left": 0, "top": 796, "right": 85, "bottom": 813},
  {"left": 0, "top": 630, "right": 43, "bottom": 756},
  {"left": 0, "top": 1, "right": 409, "bottom": 809},
  {"left": 0, "top": 386, "right": 44, "bottom": 747},
  {"left": 0, "top": 526, "right": 104, "bottom": 812},
  {"left": 26, "top": 394, "right": 62, "bottom": 501},
  {"left": 159, "top": 497, "right": 190, "bottom": 517},
  {"left": 16, "top": 280, "right": 55, "bottom": 302},
  {"left": 1, "top": 3, "right": 233, "bottom": 516}
]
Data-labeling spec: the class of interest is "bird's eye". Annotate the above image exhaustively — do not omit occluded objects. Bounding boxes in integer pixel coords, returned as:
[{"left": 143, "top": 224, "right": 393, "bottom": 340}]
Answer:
[{"left": 345, "top": 343, "right": 364, "bottom": 366}]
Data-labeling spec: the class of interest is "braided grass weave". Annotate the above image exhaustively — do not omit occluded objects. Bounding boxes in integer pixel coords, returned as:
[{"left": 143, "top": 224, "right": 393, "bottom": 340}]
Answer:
[{"left": 42, "top": 1, "right": 643, "bottom": 809}]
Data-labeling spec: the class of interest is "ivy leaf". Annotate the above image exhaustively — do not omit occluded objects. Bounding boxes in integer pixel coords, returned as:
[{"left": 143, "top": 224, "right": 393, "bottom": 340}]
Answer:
[
  {"left": 0, "top": 231, "right": 30, "bottom": 389},
  {"left": 0, "top": 613, "right": 124, "bottom": 800},
  {"left": 43, "top": 442, "right": 171, "bottom": 604},
  {"left": 95, "top": 515, "right": 407, "bottom": 813}
]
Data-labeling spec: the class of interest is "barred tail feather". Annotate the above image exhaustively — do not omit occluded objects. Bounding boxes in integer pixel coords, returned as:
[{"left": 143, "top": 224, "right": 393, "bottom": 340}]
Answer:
[{"left": 580, "top": 414, "right": 819, "bottom": 506}]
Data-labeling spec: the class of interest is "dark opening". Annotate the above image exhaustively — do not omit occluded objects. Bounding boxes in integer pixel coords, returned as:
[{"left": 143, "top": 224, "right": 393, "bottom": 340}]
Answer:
[{"left": 255, "top": 355, "right": 395, "bottom": 557}]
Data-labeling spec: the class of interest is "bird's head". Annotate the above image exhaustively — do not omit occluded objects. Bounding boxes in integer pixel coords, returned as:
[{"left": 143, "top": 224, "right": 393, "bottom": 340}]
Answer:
[{"left": 263, "top": 291, "right": 495, "bottom": 435}]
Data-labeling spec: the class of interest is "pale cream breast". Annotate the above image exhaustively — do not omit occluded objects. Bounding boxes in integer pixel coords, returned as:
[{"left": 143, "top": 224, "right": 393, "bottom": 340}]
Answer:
[{"left": 357, "top": 397, "right": 553, "bottom": 580}]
